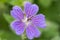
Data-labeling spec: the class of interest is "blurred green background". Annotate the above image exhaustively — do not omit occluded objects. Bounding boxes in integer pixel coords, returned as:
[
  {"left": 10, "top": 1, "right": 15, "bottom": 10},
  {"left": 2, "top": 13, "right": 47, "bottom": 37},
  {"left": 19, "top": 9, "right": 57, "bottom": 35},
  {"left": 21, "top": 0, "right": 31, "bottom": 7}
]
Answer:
[{"left": 0, "top": 0, "right": 59, "bottom": 40}]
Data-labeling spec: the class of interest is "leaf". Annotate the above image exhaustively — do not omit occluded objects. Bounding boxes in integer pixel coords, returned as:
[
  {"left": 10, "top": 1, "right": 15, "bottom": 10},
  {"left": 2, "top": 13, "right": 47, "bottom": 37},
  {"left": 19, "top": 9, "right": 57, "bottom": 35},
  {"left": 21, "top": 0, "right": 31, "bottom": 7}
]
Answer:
[
  {"left": 3, "top": 13, "right": 14, "bottom": 23},
  {"left": 0, "top": 30, "right": 21, "bottom": 40},
  {"left": 51, "top": 34, "right": 60, "bottom": 40},
  {"left": 40, "top": 0, "right": 60, "bottom": 22},
  {"left": 0, "top": 0, "right": 7, "bottom": 3},
  {"left": 0, "top": 0, "right": 11, "bottom": 3},
  {"left": 9, "top": 0, "right": 33, "bottom": 6},
  {"left": 9, "top": 0, "right": 23, "bottom": 6},
  {"left": 39, "top": 0, "right": 52, "bottom": 8},
  {"left": 43, "top": 20, "right": 58, "bottom": 37}
]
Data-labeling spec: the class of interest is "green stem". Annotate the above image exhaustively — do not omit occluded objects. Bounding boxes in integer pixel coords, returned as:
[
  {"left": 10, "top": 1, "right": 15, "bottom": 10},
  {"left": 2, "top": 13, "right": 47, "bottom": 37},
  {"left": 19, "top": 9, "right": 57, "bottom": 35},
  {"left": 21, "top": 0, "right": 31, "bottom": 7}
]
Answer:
[{"left": 21, "top": 33, "right": 26, "bottom": 40}]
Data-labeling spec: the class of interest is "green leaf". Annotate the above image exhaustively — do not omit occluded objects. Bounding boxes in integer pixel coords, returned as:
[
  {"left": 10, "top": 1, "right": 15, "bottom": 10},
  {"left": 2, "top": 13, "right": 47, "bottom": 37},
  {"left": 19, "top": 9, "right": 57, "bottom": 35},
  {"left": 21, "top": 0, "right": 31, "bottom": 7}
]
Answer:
[
  {"left": 0, "top": 0, "right": 7, "bottom": 3},
  {"left": 9, "top": 0, "right": 23, "bottom": 6},
  {"left": 9, "top": 0, "right": 33, "bottom": 6},
  {"left": 3, "top": 13, "right": 14, "bottom": 23},
  {"left": 0, "top": 30, "right": 21, "bottom": 40},
  {"left": 40, "top": 0, "right": 60, "bottom": 22},
  {"left": 43, "top": 20, "right": 58, "bottom": 37},
  {"left": 51, "top": 35, "right": 60, "bottom": 40},
  {"left": 39, "top": 0, "right": 52, "bottom": 7},
  {"left": 25, "top": 0, "right": 33, "bottom": 3},
  {"left": 0, "top": 0, "right": 11, "bottom": 3}
]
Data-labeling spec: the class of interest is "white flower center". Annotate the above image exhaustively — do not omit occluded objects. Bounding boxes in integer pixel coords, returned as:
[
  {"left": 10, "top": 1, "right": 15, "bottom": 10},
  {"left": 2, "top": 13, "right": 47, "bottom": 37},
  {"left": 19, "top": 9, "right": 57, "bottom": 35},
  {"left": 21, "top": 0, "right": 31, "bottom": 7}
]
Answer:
[{"left": 22, "top": 16, "right": 31, "bottom": 26}]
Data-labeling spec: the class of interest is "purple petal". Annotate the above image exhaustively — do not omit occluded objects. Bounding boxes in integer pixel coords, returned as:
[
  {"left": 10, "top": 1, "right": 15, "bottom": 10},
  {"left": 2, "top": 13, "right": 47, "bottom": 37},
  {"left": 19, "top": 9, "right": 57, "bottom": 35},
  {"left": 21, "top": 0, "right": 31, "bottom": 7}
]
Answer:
[
  {"left": 24, "top": 2, "right": 31, "bottom": 14},
  {"left": 11, "top": 6, "right": 24, "bottom": 20},
  {"left": 10, "top": 20, "right": 25, "bottom": 35},
  {"left": 34, "top": 27, "right": 41, "bottom": 38},
  {"left": 24, "top": 3, "right": 39, "bottom": 18},
  {"left": 32, "top": 14, "right": 46, "bottom": 28},
  {"left": 26, "top": 24, "right": 40, "bottom": 39}
]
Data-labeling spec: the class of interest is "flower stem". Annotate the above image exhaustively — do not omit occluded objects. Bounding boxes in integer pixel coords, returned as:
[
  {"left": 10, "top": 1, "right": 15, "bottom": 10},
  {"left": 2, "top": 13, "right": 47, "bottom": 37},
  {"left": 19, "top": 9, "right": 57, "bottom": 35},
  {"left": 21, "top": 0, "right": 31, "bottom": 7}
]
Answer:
[{"left": 21, "top": 33, "right": 26, "bottom": 40}]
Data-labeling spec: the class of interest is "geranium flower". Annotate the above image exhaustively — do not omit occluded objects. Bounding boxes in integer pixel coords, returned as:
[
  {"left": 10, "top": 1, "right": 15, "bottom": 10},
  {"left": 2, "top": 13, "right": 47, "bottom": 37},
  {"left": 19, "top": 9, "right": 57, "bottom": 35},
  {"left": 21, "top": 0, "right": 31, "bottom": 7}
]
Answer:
[{"left": 10, "top": 2, "right": 46, "bottom": 39}]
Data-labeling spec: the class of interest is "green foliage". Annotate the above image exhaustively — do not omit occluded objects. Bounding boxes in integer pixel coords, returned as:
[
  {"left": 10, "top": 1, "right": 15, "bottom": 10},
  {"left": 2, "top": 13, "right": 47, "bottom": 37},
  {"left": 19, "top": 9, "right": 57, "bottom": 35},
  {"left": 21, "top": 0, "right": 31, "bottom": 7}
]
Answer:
[
  {"left": 0, "top": 0, "right": 8, "bottom": 3},
  {"left": 51, "top": 34, "right": 60, "bottom": 40},
  {"left": 39, "top": 0, "right": 52, "bottom": 8},
  {"left": 9, "top": 0, "right": 23, "bottom": 6},
  {"left": 39, "top": 0, "right": 60, "bottom": 22},
  {"left": 3, "top": 14, "right": 14, "bottom": 23},
  {"left": 0, "top": 30, "right": 21, "bottom": 40},
  {"left": 9, "top": 0, "right": 33, "bottom": 6},
  {"left": 42, "top": 20, "right": 58, "bottom": 39}
]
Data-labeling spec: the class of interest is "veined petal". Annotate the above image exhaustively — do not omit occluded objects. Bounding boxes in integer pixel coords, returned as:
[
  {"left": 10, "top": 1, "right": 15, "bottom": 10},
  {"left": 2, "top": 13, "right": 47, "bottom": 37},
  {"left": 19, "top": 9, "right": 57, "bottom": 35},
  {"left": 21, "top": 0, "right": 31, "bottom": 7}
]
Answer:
[
  {"left": 26, "top": 24, "right": 40, "bottom": 39},
  {"left": 24, "top": 3, "right": 39, "bottom": 18},
  {"left": 34, "top": 26, "right": 41, "bottom": 38},
  {"left": 11, "top": 6, "right": 24, "bottom": 20},
  {"left": 10, "top": 20, "right": 25, "bottom": 35},
  {"left": 24, "top": 2, "right": 31, "bottom": 14},
  {"left": 32, "top": 14, "right": 46, "bottom": 28}
]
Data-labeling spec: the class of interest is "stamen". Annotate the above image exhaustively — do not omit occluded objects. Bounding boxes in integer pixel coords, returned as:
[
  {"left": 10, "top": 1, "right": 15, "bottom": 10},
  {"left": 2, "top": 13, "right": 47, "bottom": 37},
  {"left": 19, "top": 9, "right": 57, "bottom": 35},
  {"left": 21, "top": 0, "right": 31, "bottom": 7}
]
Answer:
[{"left": 22, "top": 14, "right": 31, "bottom": 26}]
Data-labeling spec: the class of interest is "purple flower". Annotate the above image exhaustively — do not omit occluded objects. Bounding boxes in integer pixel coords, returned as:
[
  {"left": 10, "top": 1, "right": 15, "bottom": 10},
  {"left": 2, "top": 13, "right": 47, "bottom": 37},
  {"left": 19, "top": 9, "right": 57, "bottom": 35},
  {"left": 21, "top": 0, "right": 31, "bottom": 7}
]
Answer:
[{"left": 10, "top": 2, "right": 46, "bottom": 39}]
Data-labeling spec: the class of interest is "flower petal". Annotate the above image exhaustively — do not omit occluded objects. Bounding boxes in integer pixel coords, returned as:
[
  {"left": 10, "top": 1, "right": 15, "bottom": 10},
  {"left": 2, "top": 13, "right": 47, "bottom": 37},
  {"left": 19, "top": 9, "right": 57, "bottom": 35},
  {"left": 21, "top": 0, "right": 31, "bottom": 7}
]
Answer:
[
  {"left": 24, "top": 2, "right": 31, "bottom": 14},
  {"left": 32, "top": 14, "right": 46, "bottom": 28},
  {"left": 24, "top": 3, "right": 39, "bottom": 18},
  {"left": 10, "top": 20, "right": 25, "bottom": 35},
  {"left": 26, "top": 24, "right": 40, "bottom": 39},
  {"left": 11, "top": 6, "right": 24, "bottom": 20},
  {"left": 34, "top": 27, "right": 41, "bottom": 38}
]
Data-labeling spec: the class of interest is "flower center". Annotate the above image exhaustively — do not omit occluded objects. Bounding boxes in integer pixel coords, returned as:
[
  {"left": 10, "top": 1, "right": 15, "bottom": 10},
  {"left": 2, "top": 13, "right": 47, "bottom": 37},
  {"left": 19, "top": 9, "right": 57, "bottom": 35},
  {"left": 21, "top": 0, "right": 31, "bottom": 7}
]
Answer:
[{"left": 22, "top": 14, "right": 31, "bottom": 26}]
